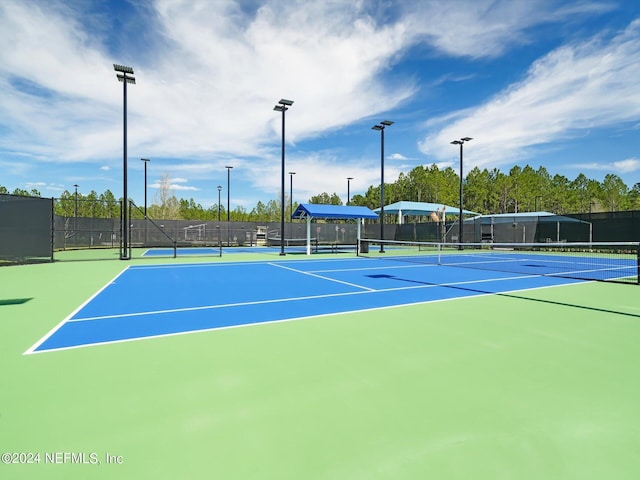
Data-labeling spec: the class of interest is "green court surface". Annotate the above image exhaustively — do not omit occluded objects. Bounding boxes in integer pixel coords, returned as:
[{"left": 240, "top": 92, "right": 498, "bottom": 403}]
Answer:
[{"left": 1, "top": 248, "right": 640, "bottom": 479}]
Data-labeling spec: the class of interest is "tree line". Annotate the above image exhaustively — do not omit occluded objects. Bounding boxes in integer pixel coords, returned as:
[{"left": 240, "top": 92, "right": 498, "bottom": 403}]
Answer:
[
  {"left": 2, "top": 163, "right": 639, "bottom": 221},
  {"left": 311, "top": 164, "right": 640, "bottom": 214}
]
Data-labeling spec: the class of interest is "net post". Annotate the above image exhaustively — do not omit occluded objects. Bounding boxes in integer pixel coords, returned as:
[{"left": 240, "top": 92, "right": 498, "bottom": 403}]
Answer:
[
  {"left": 50, "top": 197, "right": 55, "bottom": 263},
  {"left": 173, "top": 241, "right": 177, "bottom": 259},
  {"left": 636, "top": 244, "right": 640, "bottom": 285},
  {"left": 128, "top": 200, "right": 133, "bottom": 259},
  {"left": 119, "top": 199, "right": 122, "bottom": 258}
]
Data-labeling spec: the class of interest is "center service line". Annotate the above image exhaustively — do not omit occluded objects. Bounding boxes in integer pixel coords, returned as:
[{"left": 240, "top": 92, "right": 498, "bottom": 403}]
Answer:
[{"left": 267, "top": 262, "right": 376, "bottom": 291}]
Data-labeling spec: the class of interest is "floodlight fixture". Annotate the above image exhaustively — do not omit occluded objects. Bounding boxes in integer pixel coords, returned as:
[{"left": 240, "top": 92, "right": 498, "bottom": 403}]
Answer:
[
  {"left": 113, "top": 64, "right": 134, "bottom": 74},
  {"left": 116, "top": 74, "right": 136, "bottom": 84},
  {"left": 380, "top": 120, "right": 394, "bottom": 126},
  {"left": 279, "top": 99, "right": 294, "bottom": 106}
]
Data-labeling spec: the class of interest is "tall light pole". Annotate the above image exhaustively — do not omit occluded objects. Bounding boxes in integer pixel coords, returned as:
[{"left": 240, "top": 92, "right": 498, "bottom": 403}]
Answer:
[
  {"left": 372, "top": 120, "right": 393, "bottom": 252},
  {"left": 217, "top": 185, "right": 222, "bottom": 221},
  {"left": 114, "top": 63, "right": 135, "bottom": 260},
  {"left": 141, "top": 158, "right": 150, "bottom": 218},
  {"left": 225, "top": 166, "right": 233, "bottom": 223},
  {"left": 451, "top": 137, "right": 473, "bottom": 248},
  {"left": 73, "top": 184, "right": 79, "bottom": 234},
  {"left": 289, "top": 171, "right": 296, "bottom": 223},
  {"left": 347, "top": 177, "right": 354, "bottom": 205},
  {"left": 274, "top": 98, "right": 294, "bottom": 256},
  {"left": 225, "top": 166, "right": 233, "bottom": 246}
]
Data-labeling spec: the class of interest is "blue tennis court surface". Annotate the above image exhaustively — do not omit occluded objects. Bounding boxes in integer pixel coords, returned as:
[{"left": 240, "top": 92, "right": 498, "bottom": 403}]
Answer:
[
  {"left": 142, "top": 246, "right": 267, "bottom": 256},
  {"left": 28, "top": 257, "right": 582, "bottom": 353},
  {"left": 142, "top": 245, "right": 355, "bottom": 256}
]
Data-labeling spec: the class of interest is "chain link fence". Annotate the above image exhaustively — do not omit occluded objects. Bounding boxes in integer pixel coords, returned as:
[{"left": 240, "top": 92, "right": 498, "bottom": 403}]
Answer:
[{"left": 6, "top": 193, "right": 637, "bottom": 263}]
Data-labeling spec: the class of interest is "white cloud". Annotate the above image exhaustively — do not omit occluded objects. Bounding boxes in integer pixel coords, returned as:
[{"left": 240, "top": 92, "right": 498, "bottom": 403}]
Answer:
[
  {"left": 239, "top": 149, "right": 408, "bottom": 204},
  {"left": 401, "top": 0, "right": 615, "bottom": 59},
  {"left": 171, "top": 184, "right": 199, "bottom": 191},
  {"left": 388, "top": 153, "right": 408, "bottom": 161},
  {"left": 0, "top": 0, "right": 603, "bottom": 166},
  {"left": 420, "top": 19, "right": 640, "bottom": 173},
  {"left": 149, "top": 181, "right": 199, "bottom": 192},
  {"left": 572, "top": 158, "right": 640, "bottom": 173},
  {"left": 26, "top": 181, "right": 65, "bottom": 192},
  {"left": 614, "top": 158, "right": 640, "bottom": 172},
  {"left": 0, "top": 0, "right": 625, "bottom": 203}
]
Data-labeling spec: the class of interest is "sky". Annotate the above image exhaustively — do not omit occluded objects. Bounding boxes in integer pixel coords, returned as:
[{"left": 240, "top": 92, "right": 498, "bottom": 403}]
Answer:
[{"left": 1, "top": 0, "right": 639, "bottom": 211}]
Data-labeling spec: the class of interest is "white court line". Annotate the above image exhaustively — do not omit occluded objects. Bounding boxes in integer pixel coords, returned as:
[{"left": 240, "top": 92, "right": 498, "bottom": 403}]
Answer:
[
  {"left": 23, "top": 266, "right": 134, "bottom": 355},
  {"left": 26, "top": 280, "right": 580, "bottom": 355},
  {"left": 62, "top": 272, "right": 542, "bottom": 324},
  {"left": 267, "top": 262, "right": 376, "bottom": 291}
]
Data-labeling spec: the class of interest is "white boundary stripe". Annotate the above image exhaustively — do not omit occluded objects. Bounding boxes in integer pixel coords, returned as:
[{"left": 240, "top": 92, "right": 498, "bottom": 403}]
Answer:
[
  {"left": 268, "top": 262, "right": 376, "bottom": 291},
  {"left": 45, "top": 272, "right": 542, "bottom": 325},
  {"left": 25, "top": 281, "right": 578, "bottom": 355},
  {"left": 23, "top": 266, "right": 133, "bottom": 355},
  {"left": 68, "top": 288, "right": 375, "bottom": 323}
]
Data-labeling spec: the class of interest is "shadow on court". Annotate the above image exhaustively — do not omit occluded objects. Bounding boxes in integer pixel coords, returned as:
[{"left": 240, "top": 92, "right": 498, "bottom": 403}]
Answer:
[
  {"left": 366, "top": 274, "right": 640, "bottom": 319},
  {"left": 0, "top": 298, "right": 32, "bottom": 306}
]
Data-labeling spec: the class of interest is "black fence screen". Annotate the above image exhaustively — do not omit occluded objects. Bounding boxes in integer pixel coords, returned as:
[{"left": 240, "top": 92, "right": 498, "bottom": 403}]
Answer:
[
  {"left": 566, "top": 210, "right": 640, "bottom": 242},
  {"left": 54, "top": 215, "right": 121, "bottom": 250},
  {"left": 46, "top": 206, "right": 640, "bottom": 261},
  {"left": 396, "top": 214, "right": 592, "bottom": 244},
  {"left": 127, "top": 219, "right": 381, "bottom": 248},
  {"left": 0, "top": 194, "right": 53, "bottom": 264}
]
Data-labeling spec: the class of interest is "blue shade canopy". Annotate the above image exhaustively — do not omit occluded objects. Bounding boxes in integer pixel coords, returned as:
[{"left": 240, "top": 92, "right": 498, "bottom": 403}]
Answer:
[{"left": 292, "top": 203, "right": 379, "bottom": 220}]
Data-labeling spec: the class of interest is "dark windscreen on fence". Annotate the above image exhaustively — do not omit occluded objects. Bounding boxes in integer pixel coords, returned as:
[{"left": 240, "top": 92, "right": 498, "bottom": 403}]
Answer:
[{"left": 0, "top": 194, "right": 53, "bottom": 264}]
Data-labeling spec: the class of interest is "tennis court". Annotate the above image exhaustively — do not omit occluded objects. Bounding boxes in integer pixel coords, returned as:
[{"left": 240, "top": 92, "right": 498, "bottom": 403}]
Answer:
[
  {"left": 2, "top": 247, "right": 640, "bottom": 479},
  {"left": 28, "top": 255, "right": 584, "bottom": 353}
]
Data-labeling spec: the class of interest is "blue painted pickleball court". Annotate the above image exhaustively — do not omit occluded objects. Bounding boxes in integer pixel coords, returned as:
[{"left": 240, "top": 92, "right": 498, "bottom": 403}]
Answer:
[
  {"left": 28, "top": 256, "right": 582, "bottom": 353},
  {"left": 141, "top": 245, "right": 356, "bottom": 256}
]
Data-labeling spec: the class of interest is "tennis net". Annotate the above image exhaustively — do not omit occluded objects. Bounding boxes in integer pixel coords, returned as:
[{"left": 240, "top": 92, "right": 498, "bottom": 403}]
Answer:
[{"left": 357, "top": 239, "right": 640, "bottom": 285}]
